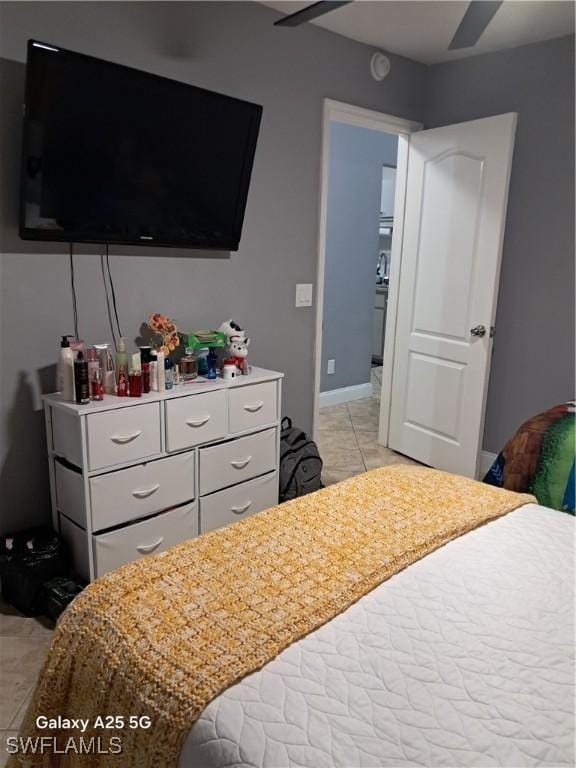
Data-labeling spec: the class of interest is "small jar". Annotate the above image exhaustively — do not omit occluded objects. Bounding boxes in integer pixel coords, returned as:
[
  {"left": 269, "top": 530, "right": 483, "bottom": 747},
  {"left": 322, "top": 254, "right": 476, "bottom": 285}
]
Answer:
[{"left": 180, "top": 348, "right": 198, "bottom": 382}]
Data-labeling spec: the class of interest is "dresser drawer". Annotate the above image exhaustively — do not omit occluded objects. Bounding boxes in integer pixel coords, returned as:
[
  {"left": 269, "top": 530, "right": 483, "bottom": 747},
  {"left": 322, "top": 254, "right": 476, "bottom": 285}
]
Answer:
[
  {"left": 166, "top": 390, "right": 227, "bottom": 452},
  {"left": 200, "top": 472, "right": 278, "bottom": 534},
  {"left": 229, "top": 381, "right": 277, "bottom": 434},
  {"left": 92, "top": 501, "right": 198, "bottom": 578},
  {"left": 89, "top": 452, "right": 195, "bottom": 532},
  {"left": 55, "top": 460, "right": 86, "bottom": 528},
  {"left": 86, "top": 403, "right": 161, "bottom": 471},
  {"left": 200, "top": 427, "right": 276, "bottom": 495}
]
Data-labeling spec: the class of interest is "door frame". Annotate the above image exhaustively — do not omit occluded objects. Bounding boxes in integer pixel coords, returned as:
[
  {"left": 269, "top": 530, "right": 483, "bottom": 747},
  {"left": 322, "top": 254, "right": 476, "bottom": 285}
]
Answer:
[{"left": 312, "top": 98, "right": 422, "bottom": 443}]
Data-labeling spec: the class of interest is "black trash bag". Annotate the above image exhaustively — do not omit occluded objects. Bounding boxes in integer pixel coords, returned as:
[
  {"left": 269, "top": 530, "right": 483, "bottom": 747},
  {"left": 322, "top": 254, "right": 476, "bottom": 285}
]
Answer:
[{"left": 0, "top": 528, "right": 67, "bottom": 616}]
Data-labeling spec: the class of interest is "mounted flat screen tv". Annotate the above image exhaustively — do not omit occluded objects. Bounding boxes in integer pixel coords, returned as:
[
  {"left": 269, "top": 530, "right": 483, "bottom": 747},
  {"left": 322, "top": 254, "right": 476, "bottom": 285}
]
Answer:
[{"left": 20, "top": 41, "right": 263, "bottom": 251}]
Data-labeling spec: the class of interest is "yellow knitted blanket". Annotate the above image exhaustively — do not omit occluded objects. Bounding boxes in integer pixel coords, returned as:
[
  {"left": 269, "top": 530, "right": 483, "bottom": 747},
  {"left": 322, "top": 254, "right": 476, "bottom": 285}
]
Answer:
[{"left": 12, "top": 466, "right": 533, "bottom": 768}]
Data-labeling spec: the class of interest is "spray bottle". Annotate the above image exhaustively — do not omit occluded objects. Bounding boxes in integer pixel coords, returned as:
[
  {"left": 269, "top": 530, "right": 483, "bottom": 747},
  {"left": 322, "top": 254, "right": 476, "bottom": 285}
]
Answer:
[
  {"left": 57, "top": 335, "right": 75, "bottom": 402},
  {"left": 115, "top": 337, "right": 128, "bottom": 386}
]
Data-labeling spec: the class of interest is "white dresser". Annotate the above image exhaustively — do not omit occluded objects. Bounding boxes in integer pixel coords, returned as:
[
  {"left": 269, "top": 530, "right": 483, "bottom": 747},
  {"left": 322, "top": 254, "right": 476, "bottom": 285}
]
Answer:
[{"left": 43, "top": 367, "right": 283, "bottom": 581}]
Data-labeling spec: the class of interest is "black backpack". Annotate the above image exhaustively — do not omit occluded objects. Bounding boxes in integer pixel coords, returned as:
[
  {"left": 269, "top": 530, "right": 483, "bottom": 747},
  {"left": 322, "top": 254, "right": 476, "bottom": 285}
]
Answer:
[{"left": 279, "top": 417, "right": 324, "bottom": 502}]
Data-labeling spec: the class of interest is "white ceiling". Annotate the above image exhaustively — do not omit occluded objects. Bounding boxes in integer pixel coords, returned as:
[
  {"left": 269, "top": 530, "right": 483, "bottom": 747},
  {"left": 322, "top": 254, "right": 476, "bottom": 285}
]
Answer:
[{"left": 260, "top": 1, "right": 575, "bottom": 64}]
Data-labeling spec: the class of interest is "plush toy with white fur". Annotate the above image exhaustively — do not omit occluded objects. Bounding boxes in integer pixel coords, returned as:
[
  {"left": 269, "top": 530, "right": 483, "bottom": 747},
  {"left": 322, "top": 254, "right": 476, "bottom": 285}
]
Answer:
[{"left": 219, "top": 320, "right": 250, "bottom": 372}]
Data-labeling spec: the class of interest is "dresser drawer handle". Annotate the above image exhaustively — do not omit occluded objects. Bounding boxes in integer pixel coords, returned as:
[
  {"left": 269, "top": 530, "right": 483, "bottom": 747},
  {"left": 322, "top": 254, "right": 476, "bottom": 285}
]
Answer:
[
  {"left": 136, "top": 537, "right": 164, "bottom": 554},
  {"left": 110, "top": 431, "right": 142, "bottom": 444},
  {"left": 132, "top": 484, "right": 160, "bottom": 499},
  {"left": 231, "top": 501, "right": 252, "bottom": 515},
  {"left": 186, "top": 415, "right": 211, "bottom": 427},
  {"left": 230, "top": 456, "right": 252, "bottom": 469},
  {"left": 243, "top": 401, "right": 264, "bottom": 413}
]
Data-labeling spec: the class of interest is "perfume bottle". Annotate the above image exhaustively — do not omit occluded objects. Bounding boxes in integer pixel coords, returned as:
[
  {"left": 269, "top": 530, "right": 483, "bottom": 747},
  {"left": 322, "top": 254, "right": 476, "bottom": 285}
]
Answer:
[
  {"left": 206, "top": 347, "right": 218, "bottom": 380},
  {"left": 180, "top": 348, "right": 198, "bottom": 382},
  {"left": 91, "top": 369, "right": 104, "bottom": 401},
  {"left": 117, "top": 366, "right": 128, "bottom": 397},
  {"left": 164, "top": 357, "right": 174, "bottom": 390},
  {"left": 128, "top": 370, "right": 142, "bottom": 397}
]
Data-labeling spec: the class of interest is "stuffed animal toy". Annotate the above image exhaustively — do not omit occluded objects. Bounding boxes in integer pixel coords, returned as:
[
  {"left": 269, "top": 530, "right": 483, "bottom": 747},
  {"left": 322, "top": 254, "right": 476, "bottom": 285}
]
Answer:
[{"left": 219, "top": 320, "right": 250, "bottom": 372}]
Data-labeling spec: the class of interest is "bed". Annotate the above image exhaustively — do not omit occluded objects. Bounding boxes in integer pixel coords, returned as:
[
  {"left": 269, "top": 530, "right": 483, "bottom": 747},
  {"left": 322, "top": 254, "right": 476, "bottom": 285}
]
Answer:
[
  {"left": 11, "top": 467, "right": 574, "bottom": 768},
  {"left": 182, "top": 503, "right": 574, "bottom": 768}
]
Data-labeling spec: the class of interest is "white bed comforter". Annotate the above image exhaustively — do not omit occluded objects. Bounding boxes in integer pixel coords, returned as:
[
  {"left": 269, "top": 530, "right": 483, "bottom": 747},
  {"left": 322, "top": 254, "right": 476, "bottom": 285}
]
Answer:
[{"left": 180, "top": 504, "right": 574, "bottom": 768}]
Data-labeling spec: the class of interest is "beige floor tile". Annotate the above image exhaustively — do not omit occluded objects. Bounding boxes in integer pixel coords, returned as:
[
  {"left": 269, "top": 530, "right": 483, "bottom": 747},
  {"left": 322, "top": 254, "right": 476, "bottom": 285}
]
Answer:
[
  {"left": 322, "top": 467, "right": 365, "bottom": 487},
  {"left": 0, "top": 731, "right": 19, "bottom": 768},
  {"left": 317, "top": 404, "right": 353, "bottom": 432},
  {"left": 316, "top": 431, "right": 364, "bottom": 472},
  {"left": 0, "top": 636, "right": 49, "bottom": 729},
  {"left": 320, "top": 444, "right": 364, "bottom": 472},
  {"left": 0, "top": 599, "right": 53, "bottom": 639},
  {"left": 348, "top": 398, "right": 381, "bottom": 432}
]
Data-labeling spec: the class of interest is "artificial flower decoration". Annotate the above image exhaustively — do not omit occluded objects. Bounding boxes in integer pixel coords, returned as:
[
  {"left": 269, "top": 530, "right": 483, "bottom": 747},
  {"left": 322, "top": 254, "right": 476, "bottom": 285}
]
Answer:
[{"left": 147, "top": 313, "right": 180, "bottom": 354}]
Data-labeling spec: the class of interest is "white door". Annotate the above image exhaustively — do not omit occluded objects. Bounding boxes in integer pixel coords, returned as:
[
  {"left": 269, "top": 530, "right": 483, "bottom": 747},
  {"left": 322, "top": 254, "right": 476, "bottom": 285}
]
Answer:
[{"left": 388, "top": 113, "right": 517, "bottom": 478}]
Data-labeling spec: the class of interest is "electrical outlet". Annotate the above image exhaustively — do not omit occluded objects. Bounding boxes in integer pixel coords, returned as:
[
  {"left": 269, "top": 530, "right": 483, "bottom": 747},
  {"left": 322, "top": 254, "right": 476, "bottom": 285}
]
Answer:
[
  {"left": 295, "top": 283, "right": 313, "bottom": 307},
  {"left": 327, "top": 359, "right": 335, "bottom": 375}
]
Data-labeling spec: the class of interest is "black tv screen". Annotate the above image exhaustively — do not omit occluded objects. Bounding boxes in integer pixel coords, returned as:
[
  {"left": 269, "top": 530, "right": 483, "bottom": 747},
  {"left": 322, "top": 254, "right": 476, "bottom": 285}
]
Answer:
[{"left": 20, "top": 41, "right": 263, "bottom": 250}]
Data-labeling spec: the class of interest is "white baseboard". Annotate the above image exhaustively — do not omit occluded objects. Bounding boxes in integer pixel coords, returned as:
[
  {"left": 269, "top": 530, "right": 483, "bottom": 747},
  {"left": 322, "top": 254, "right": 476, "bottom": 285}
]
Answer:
[
  {"left": 479, "top": 450, "right": 498, "bottom": 478},
  {"left": 319, "top": 382, "right": 372, "bottom": 408}
]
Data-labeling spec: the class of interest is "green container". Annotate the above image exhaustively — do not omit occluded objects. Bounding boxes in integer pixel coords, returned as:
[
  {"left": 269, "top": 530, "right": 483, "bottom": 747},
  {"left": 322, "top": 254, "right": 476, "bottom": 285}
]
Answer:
[{"left": 178, "top": 330, "right": 227, "bottom": 350}]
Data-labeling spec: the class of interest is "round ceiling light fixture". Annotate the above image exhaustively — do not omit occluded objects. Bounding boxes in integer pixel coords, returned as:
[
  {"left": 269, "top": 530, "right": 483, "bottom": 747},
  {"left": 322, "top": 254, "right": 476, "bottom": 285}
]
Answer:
[{"left": 370, "top": 52, "right": 391, "bottom": 82}]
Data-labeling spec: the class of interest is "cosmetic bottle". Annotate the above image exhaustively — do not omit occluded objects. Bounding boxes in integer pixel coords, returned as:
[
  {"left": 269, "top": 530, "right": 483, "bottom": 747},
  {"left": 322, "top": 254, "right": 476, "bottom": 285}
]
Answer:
[
  {"left": 173, "top": 364, "right": 180, "bottom": 386},
  {"left": 86, "top": 348, "right": 100, "bottom": 398},
  {"left": 156, "top": 351, "right": 166, "bottom": 392},
  {"left": 180, "top": 348, "right": 197, "bottom": 382},
  {"left": 115, "top": 337, "right": 128, "bottom": 385},
  {"left": 128, "top": 370, "right": 142, "bottom": 397},
  {"left": 164, "top": 357, "right": 174, "bottom": 390},
  {"left": 117, "top": 366, "right": 128, "bottom": 397},
  {"left": 196, "top": 348, "right": 209, "bottom": 377},
  {"left": 207, "top": 348, "right": 218, "bottom": 380},
  {"left": 74, "top": 350, "right": 90, "bottom": 404},
  {"left": 140, "top": 346, "right": 151, "bottom": 393},
  {"left": 95, "top": 344, "right": 116, "bottom": 394},
  {"left": 150, "top": 354, "right": 158, "bottom": 392},
  {"left": 57, "top": 335, "right": 75, "bottom": 401},
  {"left": 91, "top": 369, "right": 104, "bottom": 401}
]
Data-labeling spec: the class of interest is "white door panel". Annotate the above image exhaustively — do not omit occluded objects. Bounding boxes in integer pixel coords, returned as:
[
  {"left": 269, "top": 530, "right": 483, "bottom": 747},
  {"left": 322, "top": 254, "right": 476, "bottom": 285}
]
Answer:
[{"left": 389, "top": 114, "right": 516, "bottom": 477}]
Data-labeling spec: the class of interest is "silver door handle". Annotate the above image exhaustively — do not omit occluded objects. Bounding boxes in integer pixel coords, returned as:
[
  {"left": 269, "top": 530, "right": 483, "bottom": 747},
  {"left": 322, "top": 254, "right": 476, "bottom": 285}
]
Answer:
[
  {"left": 470, "top": 325, "right": 486, "bottom": 337},
  {"left": 132, "top": 484, "right": 160, "bottom": 499},
  {"left": 230, "top": 456, "right": 252, "bottom": 469},
  {"left": 136, "top": 537, "right": 164, "bottom": 554},
  {"left": 230, "top": 501, "right": 252, "bottom": 514}
]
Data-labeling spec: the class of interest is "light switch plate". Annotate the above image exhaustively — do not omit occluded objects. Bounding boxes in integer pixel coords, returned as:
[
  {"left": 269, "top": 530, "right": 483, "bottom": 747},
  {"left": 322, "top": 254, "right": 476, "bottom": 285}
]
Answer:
[
  {"left": 295, "top": 283, "right": 313, "bottom": 307},
  {"left": 327, "top": 359, "right": 335, "bottom": 375}
]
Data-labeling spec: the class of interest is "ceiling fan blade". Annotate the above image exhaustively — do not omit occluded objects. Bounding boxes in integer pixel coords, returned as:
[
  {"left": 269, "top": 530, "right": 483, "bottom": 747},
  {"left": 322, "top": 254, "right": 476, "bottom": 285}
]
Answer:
[
  {"left": 274, "top": 1, "right": 352, "bottom": 28},
  {"left": 448, "top": 0, "right": 502, "bottom": 50}
]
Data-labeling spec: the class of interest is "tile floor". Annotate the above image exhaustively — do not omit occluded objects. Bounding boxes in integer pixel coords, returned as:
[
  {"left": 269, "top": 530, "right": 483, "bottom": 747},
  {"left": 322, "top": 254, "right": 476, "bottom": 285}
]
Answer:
[
  {"left": 318, "top": 366, "right": 419, "bottom": 486},
  {"left": 0, "top": 598, "right": 53, "bottom": 766},
  {"left": 0, "top": 367, "right": 418, "bottom": 765}
]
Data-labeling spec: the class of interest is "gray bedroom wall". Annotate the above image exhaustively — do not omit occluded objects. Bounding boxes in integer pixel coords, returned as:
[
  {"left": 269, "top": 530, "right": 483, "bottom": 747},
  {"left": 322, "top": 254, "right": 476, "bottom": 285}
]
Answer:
[
  {"left": 425, "top": 35, "right": 575, "bottom": 454},
  {"left": 0, "top": 1, "right": 427, "bottom": 533},
  {"left": 321, "top": 122, "right": 397, "bottom": 392}
]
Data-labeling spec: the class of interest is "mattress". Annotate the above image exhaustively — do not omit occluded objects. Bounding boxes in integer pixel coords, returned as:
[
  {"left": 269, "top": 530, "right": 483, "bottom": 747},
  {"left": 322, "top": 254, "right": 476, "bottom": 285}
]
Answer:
[{"left": 180, "top": 504, "right": 574, "bottom": 768}]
